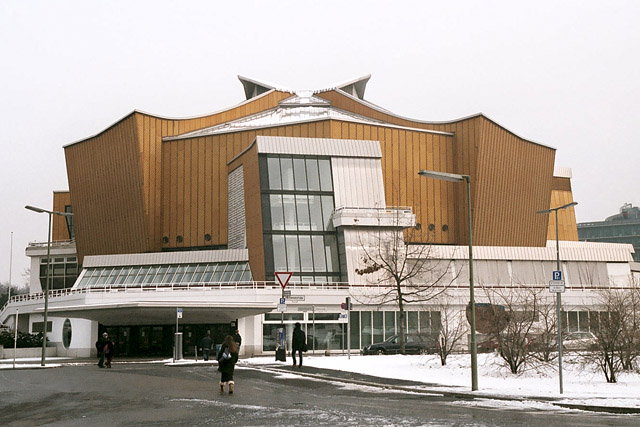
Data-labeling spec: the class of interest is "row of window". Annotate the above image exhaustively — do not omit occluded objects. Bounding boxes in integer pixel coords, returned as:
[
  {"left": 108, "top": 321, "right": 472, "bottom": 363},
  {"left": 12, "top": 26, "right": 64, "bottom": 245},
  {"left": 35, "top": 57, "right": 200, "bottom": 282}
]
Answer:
[
  {"left": 561, "top": 310, "right": 611, "bottom": 333},
  {"left": 264, "top": 234, "right": 340, "bottom": 274},
  {"left": 262, "top": 194, "right": 335, "bottom": 232},
  {"left": 39, "top": 257, "right": 79, "bottom": 290},
  {"left": 260, "top": 156, "right": 333, "bottom": 192},
  {"left": 76, "top": 262, "right": 253, "bottom": 288},
  {"left": 262, "top": 310, "right": 441, "bottom": 351}
]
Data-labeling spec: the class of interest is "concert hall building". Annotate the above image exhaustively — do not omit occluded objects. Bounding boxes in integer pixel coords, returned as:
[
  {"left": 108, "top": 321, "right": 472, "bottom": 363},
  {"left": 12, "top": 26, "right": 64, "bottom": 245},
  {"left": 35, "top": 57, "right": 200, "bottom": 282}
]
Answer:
[{"left": 2, "top": 75, "right": 636, "bottom": 358}]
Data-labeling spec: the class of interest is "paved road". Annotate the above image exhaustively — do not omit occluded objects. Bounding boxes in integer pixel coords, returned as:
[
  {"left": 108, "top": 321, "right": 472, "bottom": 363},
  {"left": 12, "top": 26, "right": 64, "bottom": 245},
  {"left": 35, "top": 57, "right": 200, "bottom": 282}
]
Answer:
[{"left": 0, "top": 362, "right": 637, "bottom": 426}]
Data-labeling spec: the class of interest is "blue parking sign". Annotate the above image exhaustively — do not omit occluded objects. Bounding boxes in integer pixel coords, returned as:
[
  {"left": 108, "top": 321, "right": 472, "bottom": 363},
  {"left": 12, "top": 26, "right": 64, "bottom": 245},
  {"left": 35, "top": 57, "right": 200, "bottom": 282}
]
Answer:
[{"left": 553, "top": 270, "right": 562, "bottom": 281}]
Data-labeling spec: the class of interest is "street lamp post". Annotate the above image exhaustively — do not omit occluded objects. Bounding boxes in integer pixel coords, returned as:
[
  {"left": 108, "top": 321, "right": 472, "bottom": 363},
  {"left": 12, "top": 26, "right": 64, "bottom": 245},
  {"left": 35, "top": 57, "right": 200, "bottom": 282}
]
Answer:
[
  {"left": 25, "top": 205, "right": 74, "bottom": 367},
  {"left": 418, "top": 170, "right": 478, "bottom": 391},
  {"left": 536, "top": 201, "right": 577, "bottom": 395}
]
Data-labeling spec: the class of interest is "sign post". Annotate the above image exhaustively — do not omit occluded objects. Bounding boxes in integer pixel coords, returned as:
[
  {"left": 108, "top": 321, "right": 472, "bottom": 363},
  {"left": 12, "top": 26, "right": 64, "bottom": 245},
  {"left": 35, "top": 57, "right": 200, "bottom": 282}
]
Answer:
[
  {"left": 13, "top": 309, "right": 18, "bottom": 369},
  {"left": 174, "top": 308, "right": 183, "bottom": 362},
  {"left": 553, "top": 269, "right": 564, "bottom": 394},
  {"left": 274, "top": 272, "right": 292, "bottom": 362}
]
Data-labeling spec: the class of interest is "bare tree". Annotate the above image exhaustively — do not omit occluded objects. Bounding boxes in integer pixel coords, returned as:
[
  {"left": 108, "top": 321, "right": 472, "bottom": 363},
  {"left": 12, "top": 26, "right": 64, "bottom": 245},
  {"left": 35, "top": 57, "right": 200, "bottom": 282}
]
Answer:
[
  {"left": 585, "top": 281, "right": 640, "bottom": 382},
  {"left": 616, "top": 278, "right": 640, "bottom": 371},
  {"left": 528, "top": 293, "right": 558, "bottom": 363},
  {"left": 482, "top": 286, "right": 542, "bottom": 374},
  {"left": 354, "top": 212, "right": 455, "bottom": 354},
  {"left": 434, "top": 296, "right": 467, "bottom": 365}
]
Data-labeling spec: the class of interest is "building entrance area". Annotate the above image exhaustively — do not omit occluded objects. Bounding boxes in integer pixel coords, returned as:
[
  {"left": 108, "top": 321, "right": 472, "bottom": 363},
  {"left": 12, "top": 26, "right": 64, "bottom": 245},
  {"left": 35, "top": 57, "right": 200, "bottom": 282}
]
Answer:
[{"left": 100, "top": 323, "right": 237, "bottom": 357}]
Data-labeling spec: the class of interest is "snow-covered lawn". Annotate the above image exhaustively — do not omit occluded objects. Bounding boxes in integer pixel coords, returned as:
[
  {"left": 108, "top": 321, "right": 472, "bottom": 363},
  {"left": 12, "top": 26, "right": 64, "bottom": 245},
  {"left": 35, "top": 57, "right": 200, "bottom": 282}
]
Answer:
[{"left": 245, "top": 352, "right": 640, "bottom": 408}]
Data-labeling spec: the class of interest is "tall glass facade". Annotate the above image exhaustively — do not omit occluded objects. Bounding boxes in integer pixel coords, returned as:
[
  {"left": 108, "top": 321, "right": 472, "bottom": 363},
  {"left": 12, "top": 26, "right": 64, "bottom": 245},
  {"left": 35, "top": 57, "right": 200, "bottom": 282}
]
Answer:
[{"left": 259, "top": 155, "right": 341, "bottom": 282}]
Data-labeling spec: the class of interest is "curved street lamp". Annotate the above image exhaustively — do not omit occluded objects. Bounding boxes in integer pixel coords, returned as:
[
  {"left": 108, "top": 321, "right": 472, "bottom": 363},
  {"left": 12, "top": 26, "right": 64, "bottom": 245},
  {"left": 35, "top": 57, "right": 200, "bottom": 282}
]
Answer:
[
  {"left": 418, "top": 170, "right": 478, "bottom": 391},
  {"left": 536, "top": 201, "right": 578, "bottom": 394},
  {"left": 25, "top": 205, "right": 74, "bottom": 367}
]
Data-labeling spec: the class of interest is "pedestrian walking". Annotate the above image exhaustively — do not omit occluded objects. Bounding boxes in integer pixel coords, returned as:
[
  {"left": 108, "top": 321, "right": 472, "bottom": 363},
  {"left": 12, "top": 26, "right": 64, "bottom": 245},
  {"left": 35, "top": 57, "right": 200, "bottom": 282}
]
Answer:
[
  {"left": 95, "top": 333, "right": 107, "bottom": 368},
  {"left": 233, "top": 329, "right": 242, "bottom": 351},
  {"left": 291, "top": 322, "right": 307, "bottom": 367},
  {"left": 200, "top": 332, "right": 213, "bottom": 361},
  {"left": 103, "top": 333, "right": 115, "bottom": 368},
  {"left": 217, "top": 335, "right": 239, "bottom": 394}
]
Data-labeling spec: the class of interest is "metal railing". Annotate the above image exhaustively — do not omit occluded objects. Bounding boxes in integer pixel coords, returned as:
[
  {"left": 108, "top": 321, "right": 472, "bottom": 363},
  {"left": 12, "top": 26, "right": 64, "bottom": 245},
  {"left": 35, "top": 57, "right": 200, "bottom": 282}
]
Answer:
[
  {"left": 3, "top": 280, "right": 632, "bottom": 315},
  {"left": 26, "top": 239, "right": 75, "bottom": 249}
]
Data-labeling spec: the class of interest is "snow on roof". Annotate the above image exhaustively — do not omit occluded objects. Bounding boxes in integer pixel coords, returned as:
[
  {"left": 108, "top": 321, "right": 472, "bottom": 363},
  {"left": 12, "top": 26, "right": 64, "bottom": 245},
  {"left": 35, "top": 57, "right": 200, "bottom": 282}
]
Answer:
[{"left": 165, "top": 93, "right": 453, "bottom": 141}]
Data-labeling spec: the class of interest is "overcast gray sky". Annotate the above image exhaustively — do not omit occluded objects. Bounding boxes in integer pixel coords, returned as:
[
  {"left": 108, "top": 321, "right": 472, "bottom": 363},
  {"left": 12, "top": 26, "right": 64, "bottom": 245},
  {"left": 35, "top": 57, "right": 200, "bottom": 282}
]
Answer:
[{"left": 1, "top": 1, "right": 638, "bottom": 286}]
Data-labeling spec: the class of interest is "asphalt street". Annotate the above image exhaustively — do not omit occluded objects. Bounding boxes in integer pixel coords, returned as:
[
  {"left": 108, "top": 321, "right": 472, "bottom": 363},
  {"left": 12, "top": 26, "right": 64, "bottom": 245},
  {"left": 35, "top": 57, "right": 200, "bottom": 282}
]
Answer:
[{"left": 0, "top": 362, "right": 637, "bottom": 426}]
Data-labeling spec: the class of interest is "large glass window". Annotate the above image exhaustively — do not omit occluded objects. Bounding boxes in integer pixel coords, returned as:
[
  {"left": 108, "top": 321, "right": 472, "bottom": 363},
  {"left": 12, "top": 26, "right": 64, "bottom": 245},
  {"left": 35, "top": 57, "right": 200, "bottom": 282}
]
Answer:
[
  {"left": 280, "top": 158, "right": 294, "bottom": 190},
  {"left": 267, "top": 157, "right": 282, "bottom": 190},
  {"left": 260, "top": 154, "right": 341, "bottom": 283},
  {"left": 269, "top": 195, "right": 284, "bottom": 231},
  {"left": 293, "top": 158, "right": 307, "bottom": 191},
  {"left": 318, "top": 159, "right": 333, "bottom": 191},
  {"left": 39, "top": 256, "right": 80, "bottom": 290}
]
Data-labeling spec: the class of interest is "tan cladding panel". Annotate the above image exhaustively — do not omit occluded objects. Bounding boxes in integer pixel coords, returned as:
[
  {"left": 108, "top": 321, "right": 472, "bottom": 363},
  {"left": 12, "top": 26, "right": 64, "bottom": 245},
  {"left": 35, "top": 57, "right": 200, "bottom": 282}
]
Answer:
[
  {"left": 546, "top": 186, "right": 579, "bottom": 241},
  {"left": 160, "top": 122, "right": 330, "bottom": 250},
  {"left": 228, "top": 144, "right": 265, "bottom": 281},
  {"left": 65, "top": 90, "right": 291, "bottom": 262},
  {"left": 319, "top": 91, "right": 556, "bottom": 247},
  {"left": 134, "top": 90, "right": 291, "bottom": 253},
  {"left": 64, "top": 115, "right": 148, "bottom": 263},
  {"left": 328, "top": 121, "right": 458, "bottom": 244},
  {"left": 52, "top": 191, "right": 72, "bottom": 241},
  {"left": 473, "top": 118, "right": 555, "bottom": 246}
]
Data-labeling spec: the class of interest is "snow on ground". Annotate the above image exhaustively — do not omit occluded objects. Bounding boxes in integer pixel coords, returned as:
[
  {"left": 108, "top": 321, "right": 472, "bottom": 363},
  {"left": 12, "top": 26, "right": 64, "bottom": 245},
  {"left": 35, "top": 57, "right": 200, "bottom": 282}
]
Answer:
[
  {"left": 245, "top": 352, "right": 640, "bottom": 408},
  {"left": 3, "top": 352, "right": 639, "bottom": 408}
]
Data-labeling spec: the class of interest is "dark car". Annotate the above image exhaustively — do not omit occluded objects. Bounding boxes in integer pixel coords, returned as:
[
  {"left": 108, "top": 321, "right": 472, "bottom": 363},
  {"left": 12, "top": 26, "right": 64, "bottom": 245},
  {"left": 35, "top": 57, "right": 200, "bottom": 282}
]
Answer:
[{"left": 362, "top": 333, "right": 440, "bottom": 355}]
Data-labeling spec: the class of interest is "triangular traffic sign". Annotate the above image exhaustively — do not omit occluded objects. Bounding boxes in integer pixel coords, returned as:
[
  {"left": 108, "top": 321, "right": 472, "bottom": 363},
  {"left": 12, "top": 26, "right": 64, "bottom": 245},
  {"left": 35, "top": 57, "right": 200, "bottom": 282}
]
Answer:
[{"left": 275, "top": 272, "right": 293, "bottom": 289}]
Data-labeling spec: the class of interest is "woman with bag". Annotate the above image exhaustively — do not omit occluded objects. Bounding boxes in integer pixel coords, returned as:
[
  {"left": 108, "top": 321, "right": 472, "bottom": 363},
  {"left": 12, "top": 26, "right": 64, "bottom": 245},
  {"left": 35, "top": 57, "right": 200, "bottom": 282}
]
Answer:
[
  {"left": 217, "top": 335, "right": 239, "bottom": 394},
  {"left": 291, "top": 322, "right": 307, "bottom": 367}
]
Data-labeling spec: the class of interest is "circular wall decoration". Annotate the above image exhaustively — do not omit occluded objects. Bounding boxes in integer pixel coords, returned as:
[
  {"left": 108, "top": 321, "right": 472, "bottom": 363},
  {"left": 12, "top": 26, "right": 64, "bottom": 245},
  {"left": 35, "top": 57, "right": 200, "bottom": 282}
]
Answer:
[{"left": 62, "top": 319, "right": 72, "bottom": 349}]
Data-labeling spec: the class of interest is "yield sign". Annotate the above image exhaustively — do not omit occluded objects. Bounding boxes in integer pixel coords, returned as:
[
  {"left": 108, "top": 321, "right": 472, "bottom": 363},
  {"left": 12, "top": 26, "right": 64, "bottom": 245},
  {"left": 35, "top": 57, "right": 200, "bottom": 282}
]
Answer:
[{"left": 275, "top": 272, "right": 293, "bottom": 289}]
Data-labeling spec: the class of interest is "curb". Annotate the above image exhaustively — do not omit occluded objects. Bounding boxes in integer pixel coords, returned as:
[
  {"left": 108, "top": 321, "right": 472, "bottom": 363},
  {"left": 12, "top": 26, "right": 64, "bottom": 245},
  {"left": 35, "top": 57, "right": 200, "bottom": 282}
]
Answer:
[{"left": 256, "top": 364, "right": 640, "bottom": 415}]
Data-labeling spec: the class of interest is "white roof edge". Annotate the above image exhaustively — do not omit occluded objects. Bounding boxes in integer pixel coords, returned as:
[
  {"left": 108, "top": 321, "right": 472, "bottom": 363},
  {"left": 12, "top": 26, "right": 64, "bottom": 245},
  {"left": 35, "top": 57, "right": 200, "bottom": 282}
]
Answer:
[
  {"left": 166, "top": 111, "right": 455, "bottom": 142},
  {"left": 314, "top": 75, "right": 372, "bottom": 99},
  {"left": 82, "top": 249, "right": 250, "bottom": 268},
  {"left": 410, "top": 241, "right": 634, "bottom": 262},
  {"left": 237, "top": 75, "right": 294, "bottom": 99},
  {"left": 553, "top": 167, "right": 573, "bottom": 179},
  {"left": 255, "top": 136, "right": 383, "bottom": 158},
  {"left": 63, "top": 88, "right": 281, "bottom": 149},
  {"left": 328, "top": 89, "right": 556, "bottom": 151}
]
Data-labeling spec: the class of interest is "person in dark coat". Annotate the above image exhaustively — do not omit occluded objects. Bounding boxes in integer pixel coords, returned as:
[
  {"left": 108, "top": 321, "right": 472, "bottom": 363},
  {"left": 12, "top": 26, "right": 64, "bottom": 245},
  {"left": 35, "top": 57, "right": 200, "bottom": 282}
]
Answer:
[
  {"left": 200, "top": 333, "right": 213, "bottom": 361},
  {"left": 217, "top": 335, "right": 239, "bottom": 394},
  {"left": 233, "top": 329, "right": 242, "bottom": 351},
  {"left": 291, "top": 322, "right": 306, "bottom": 367},
  {"left": 95, "top": 333, "right": 107, "bottom": 368},
  {"left": 103, "top": 333, "right": 115, "bottom": 368}
]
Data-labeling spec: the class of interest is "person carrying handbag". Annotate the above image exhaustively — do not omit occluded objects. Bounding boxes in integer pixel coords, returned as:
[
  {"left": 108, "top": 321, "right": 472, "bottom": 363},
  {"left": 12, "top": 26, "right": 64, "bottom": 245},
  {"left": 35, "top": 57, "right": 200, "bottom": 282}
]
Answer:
[
  {"left": 291, "top": 322, "right": 307, "bottom": 367},
  {"left": 217, "top": 335, "right": 239, "bottom": 394}
]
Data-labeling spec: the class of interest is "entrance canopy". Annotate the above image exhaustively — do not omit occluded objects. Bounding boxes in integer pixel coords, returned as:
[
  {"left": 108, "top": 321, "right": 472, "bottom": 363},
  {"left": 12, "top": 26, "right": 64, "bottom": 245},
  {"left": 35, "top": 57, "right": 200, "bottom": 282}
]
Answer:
[{"left": 45, "top": 301, "right": 274, "bottom": 325}]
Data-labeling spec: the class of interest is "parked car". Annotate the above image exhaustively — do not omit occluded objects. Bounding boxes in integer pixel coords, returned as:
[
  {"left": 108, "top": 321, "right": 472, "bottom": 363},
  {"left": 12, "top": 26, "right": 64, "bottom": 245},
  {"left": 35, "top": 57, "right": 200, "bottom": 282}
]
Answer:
[
  {"left": 562, "top": 331, "right": 597, "bottom": 351},
  {"left": 362, "top": 333, "right": 440, "bottom": 355}
]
